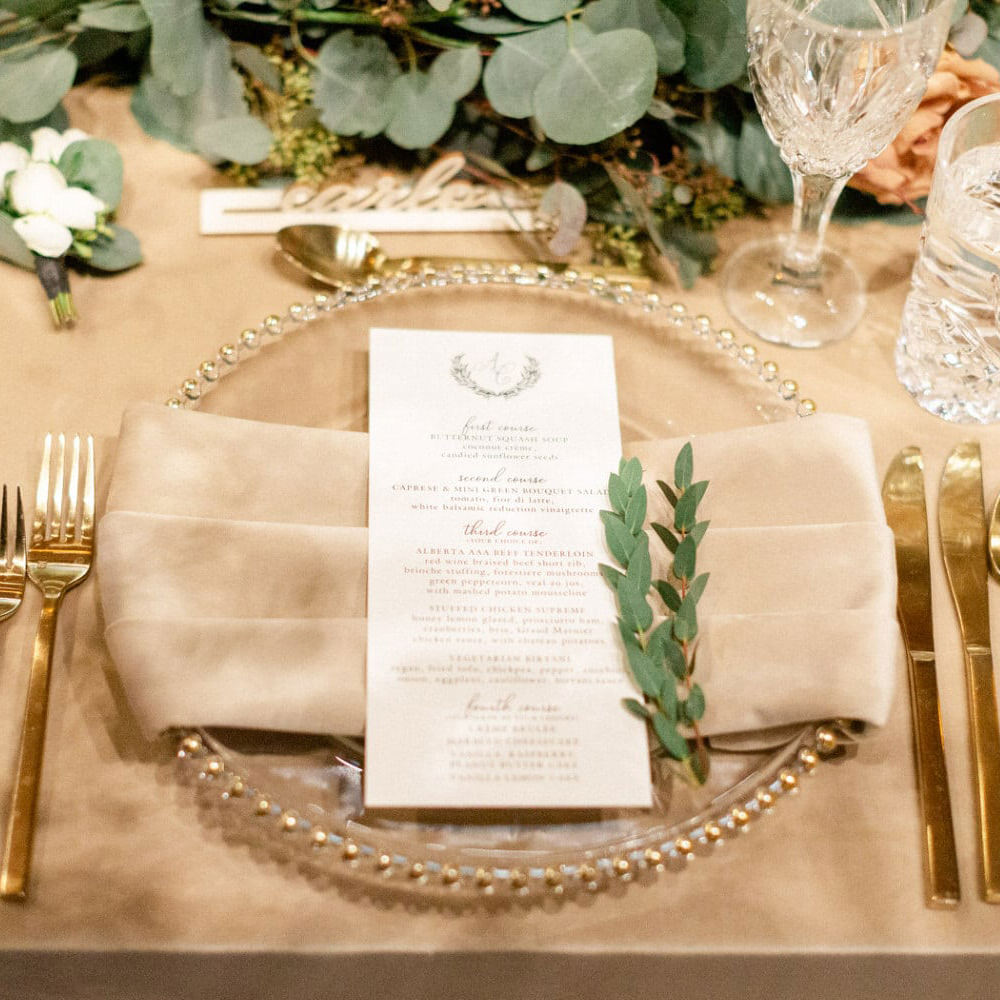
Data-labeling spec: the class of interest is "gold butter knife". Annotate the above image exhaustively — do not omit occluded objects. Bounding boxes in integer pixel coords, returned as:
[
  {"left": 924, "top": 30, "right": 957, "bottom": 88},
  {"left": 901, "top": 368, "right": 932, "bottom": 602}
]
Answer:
[
  {"left": 883, "top": 447, "right": 960, "bottom": 908},
  {"left": 940, "top": 440, "right": 1000, "bottom": 903}
]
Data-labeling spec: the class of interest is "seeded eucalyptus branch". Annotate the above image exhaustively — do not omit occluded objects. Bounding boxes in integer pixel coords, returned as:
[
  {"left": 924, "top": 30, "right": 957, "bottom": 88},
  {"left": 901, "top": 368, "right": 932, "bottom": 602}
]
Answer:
[{"left": 599, "top": 445, "right": 710, "bottom": 787}]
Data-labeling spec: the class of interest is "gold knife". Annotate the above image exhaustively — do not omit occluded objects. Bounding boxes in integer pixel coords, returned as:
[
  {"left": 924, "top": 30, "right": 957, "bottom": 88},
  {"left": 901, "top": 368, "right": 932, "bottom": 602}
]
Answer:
[
  {"left": 883, "top": 447, "right": 960, "bottom": 908},
  {"left": 940, "top": 440, "right": 1000, "bottom": 903}
]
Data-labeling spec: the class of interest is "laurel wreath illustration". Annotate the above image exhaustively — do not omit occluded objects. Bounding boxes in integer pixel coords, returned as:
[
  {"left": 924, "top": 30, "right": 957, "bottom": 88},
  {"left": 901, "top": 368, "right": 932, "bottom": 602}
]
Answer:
[{"left": 450, "top": 354, "right": 541, "bottom": 399}]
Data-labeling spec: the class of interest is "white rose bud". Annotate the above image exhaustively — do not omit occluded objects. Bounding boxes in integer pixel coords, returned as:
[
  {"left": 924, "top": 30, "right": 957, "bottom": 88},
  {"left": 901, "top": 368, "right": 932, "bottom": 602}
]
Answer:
[
  {"left": 9, "top": 161, "right": 67, "bottom": 216},
  {"left": 0, "top": 142, "right": 29, "bottom": 186},
  {"left": 50, "top": 186, "right": 105, "bottom": 230},
  {"left": 12, "top": 213, "right": 73, "bottom": 257},
  {"left": 30, "top": 126, "right": 90, "bottom": 163}
]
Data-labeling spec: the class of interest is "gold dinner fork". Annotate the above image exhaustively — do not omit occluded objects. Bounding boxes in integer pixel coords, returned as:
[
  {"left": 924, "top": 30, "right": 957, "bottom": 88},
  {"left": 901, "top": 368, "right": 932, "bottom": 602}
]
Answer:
[
  {"left": 1, "top": 434, "right": 94, "bottom": 900},
  {"left": 0, "top": 485, "right": 26, "bottom": 623}
]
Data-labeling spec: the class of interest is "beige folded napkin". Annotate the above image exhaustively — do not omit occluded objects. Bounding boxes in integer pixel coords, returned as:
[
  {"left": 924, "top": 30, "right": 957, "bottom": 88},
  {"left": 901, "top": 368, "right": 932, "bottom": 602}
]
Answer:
[{"left": 98, "top": 402, "right": 898, "bottom": 741}]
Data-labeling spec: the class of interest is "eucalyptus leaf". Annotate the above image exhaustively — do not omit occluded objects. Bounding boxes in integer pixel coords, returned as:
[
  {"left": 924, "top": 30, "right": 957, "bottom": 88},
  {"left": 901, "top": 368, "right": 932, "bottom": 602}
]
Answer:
[
  {"left": 626, "top": 533, "right": 651, "bottom": 595},
  {"left": 482, "top": 20, "right": 568, "bottom": 119},
  {"left": 689, "top": 520, "right": 710, "bottom": 546},
  {"left": 651, "top": 521, "right": 678, "bottom": 554},
  {"left": 674, "top": 490, "right": 698, "bottom": 531},
  {"left": 673, "top": 594, "right": 698, "bottom": 641},
  {"left": 0, "top": 105, "right": 67, "bottom": 146},
  {"left": 660, "top": 633, "right": 688, "bottom": 680},
  {"left": 617, "top": 616, "right": 641, "bottom": 651},
  {"left": 533, "top": 28, "right": 657, "bottom": 145},
  {"left": 83, "top": 224, "right": 141, "bottom": 270},
  {"left": 615, "top": 457, "right": 639, "bottom": 495},
  {"left": 429, "top": 46, "right": 481, "bottom": 101},
  {"left": 656, "top": 479, "right": 678, "bottom": 507},
  {"left": 232, "top": 42, "right": 282, "bottom": 92},
  {"left": 626, "top": 644, "right": 662, "bottom": 698},
  {"left": 736, "top": 115, "right": 793, "bottom": 203},
  {"left": 525, "top": 145, "right": 554, "bottom": 171},
  {"left": 673, "top": 534, "right": 696, "bottom": 580},
  {"left": 624, "top": 486, "right": 647, "bottom": 535},
  {"left": 0, "top": 48, "right": 77, "bottom": 123},
  {"left": 0, "top": 211, "right": 33, "bottom": 269},
  {"left": 58, "top": 139, "right": 124, "bottom": 209},
  {"left": 619, "top": 577, "right": 653, "bottom": 633},
  {"left": 652, "top": 712, "right": 689, "bottom": 759},
  {"left": 502, "top": 0, "right": 574, "bottom": 21},
  {"left": 599, "top": 562, "right": 624, "bottom": 590},
  {"left": 581, "top": 0, "right": 685, "bottom": 74},
  {"left": 601, "top": 509, "right": 637, "bottom": 565},
  {"left": 670, "top": 116, "right": 739, "bottom": 179},
  {"left": 139, "top": 0, "right": 204, "bottom": 98},
  {"left": 687, "top": 571, "right": 710, "bottom": 605},
  {"left": 686, "top": 684, "right": 706, "bottom": 721},
  {"left": 130, "top": 23, "right": 246, "bottom": 151},
  {"left": 77, "top": 2, "right": 149, "bottom": 31},
  {"left": 666, "top": 0, "right": 746, "bottom": 90},
  {"left": 194, "top": 115, "right": 273, "bottom": 165},
  {"left": 654, "top": 577, "right": 681, "bottom": 613},
  {"left": 384, "top": 71, "right": 456, "bottom": 149},
  {"left": 313, "top": 30, "right": 401, "bottom": 137},
  {"left": 623, "top": 697, "right": 651, "bottom": 721},
  {"left": 674, "top": 442, "right": 693, "bottom": 491},
  {"left": 539, "top": 179, "right": 586, "bottom": 255},
  {"left": 608, "top": 472, "right": 627, "bottom": 514}
]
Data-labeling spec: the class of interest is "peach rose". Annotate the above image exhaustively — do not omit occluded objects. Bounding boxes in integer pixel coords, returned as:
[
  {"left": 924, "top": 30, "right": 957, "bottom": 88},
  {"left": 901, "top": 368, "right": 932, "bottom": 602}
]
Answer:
[{"left": 849, "top": 48, "right": 1000, "bottom": 206}]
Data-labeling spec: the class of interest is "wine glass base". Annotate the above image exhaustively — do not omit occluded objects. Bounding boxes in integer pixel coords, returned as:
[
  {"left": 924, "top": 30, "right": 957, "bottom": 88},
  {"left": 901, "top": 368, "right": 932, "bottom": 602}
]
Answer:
[{"left": 721, "top": 236, "right": 866, "bottom": 348}]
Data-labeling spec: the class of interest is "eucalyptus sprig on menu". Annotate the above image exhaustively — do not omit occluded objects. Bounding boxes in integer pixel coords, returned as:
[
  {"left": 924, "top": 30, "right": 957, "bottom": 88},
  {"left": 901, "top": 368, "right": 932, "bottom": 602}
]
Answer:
[{"left": 599, "top": 445, "right": 710, "bottom": 787}]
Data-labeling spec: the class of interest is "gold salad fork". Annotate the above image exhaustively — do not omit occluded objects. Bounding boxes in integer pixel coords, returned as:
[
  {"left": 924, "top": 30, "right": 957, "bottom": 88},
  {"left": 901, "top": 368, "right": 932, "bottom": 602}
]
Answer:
[
  {"left": 0, "top": 485, "right": 26, "bottom": 623},
  {"left": 1, "top": 434, "right": 94, "bottom": 900}
]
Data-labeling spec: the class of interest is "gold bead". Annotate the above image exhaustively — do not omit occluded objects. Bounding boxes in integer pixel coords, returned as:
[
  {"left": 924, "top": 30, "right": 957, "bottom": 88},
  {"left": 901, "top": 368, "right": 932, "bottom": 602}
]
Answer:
[
  {"left": 205, "top": 757, "right": 223, "bottom": 776},
  {"left": 761, "top": 360, "right": 779, "bottom": 379},
  {"left": 218, "top": 343, "right": 238, "bottom": 366},
  {"left": 703, "top": 822, "right": 723, "bottom": 843},
  {"left": 240, "top": 328, "right": 260, "bottom": 350},
  {"left": 376, "top": 854, "right": 392, "bottom": 871},
  {"left": 742, "top": 344, "right": 758, "bottom": 360},
  {"left": 780, "top": 378, "right": 798, "bottom": 399},
  {"left": 779, "top": 769, "right": 799, "bottom": 791},
  {"left": 409, "top": 862, "right": 426, "bottom": 879},
  {"left": 288, "top": 302, "right": 304, "bottom": 321},
  {"left": 799, "top": 398, "right": 817, "bottom": 415},
  {"left": 816, "top": 727, "right": 838, "bottom": 756},
  {"left": 544, "top": 867, "right": 562, "bottom": 888},
  {"left": 342, "top": 841, "right": 360, "bottom": 861},
  {"left": 182, "top": 378, "right": 200, "bottom": 401},
  {"left": 674, "top": 837, "right": 693, "bottom": 856},
  {"left": 731, "top": 807, "right": 750, "bottom": 828},
  {"left": 718, "top": 328, "right": 735, "bottom": 344},
  {"left": 755, "top": 788, "right": 775, "bottom": 810},
  {"left": 475, "top": 867, "right": 494, "bottom": 888},
  {"left": 198, "top": 360, "right": 219, "bottom": 382},
  {"left": 694, "top": 314, "right": 711, "bottom": 329},
  {"left": 311, "top": 829, "right": 328, "bottom": 848},
  {"left": 165, "top": 397, "right": 183, "bottom": 409},
  {"left": 670, "top": 301, "right": 686, "bottom": 315},
  {"left": 643, "top": 848, "right": 663, "bottom": 866},
  {"left": 612, "top": 857, "right": 631, "bottom": 877},
  {"left": 227, "top": 778, "right": 245, "bottom": 798},
  {"left": 578, "top": 864, "right": 598, "bottom": 884},
  {"left": 509, "top": 869, "right": 528, "bottom": 890},
  {"left": 799, "top": 747, "right": 820, "bottom": 771},
  {"left": 280, "top": 812, "right": 298, "bottom": 832},
  {"left": 254, "top": 798, "right": 271, "bottom": 816},
  {"left": 263, "top": 315, "right": 282, "bottom": 334},
  {"left": 181, "top": 735, "right": 203, "bottom": 754},
  {"left": 442, "top": 866, "right": 460, "bottom": 885}
]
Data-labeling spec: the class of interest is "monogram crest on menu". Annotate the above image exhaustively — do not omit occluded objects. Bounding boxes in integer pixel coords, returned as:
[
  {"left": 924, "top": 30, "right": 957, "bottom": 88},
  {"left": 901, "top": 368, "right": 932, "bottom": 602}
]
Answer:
[{"left": 450, "top": 352, "right": 541, "bottom": 399}]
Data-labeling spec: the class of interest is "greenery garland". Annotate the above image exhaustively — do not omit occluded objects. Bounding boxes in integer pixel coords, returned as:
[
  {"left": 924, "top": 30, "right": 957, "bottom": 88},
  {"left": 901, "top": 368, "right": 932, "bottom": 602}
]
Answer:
[{"left": 0, "top": 0, "right": 988, "bottom": 283}]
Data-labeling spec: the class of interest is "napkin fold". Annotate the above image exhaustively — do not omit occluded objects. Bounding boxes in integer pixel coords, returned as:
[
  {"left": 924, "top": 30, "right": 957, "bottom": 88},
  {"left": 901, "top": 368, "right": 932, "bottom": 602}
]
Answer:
[{"left": 98, "top": 402, "right": 898, "bottom": 741}]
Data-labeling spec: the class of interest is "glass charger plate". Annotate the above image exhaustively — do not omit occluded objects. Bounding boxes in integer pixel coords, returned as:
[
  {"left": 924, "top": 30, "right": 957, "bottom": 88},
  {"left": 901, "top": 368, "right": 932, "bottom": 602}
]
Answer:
[{"left": 167, "top": 263, "right": 850, "bottom": 901}]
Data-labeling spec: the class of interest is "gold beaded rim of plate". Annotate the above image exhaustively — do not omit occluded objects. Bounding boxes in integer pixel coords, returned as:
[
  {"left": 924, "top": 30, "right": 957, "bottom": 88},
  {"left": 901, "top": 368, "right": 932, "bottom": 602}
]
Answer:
[
  {"left": 175, "top": 723, "right": 843, "bottom": 897},
  {"left": 161, "top": 265, "right": 816, "bottom": 418}
]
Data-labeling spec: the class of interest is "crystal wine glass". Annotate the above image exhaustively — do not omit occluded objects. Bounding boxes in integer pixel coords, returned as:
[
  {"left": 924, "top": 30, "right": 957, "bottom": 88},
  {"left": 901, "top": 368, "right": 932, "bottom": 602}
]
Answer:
[{"left": 722, "top": 0, "right": 953, "bottom": 347}]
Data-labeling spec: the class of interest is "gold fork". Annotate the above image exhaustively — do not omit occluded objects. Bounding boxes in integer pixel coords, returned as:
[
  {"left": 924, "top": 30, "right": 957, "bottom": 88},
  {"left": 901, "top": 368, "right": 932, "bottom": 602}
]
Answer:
[
  {"left": 0, "top": 485, "right": 26, "bottom": 623},
  {"left": 1, "top": 434, "right": 94, "bottom": 900}
]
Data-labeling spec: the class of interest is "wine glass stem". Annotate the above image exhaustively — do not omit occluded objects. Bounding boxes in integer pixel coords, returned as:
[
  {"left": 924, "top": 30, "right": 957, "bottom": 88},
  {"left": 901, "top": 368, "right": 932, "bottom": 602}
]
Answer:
[{"left": 781, "top": 172, "right": 849, "bottom": 278}]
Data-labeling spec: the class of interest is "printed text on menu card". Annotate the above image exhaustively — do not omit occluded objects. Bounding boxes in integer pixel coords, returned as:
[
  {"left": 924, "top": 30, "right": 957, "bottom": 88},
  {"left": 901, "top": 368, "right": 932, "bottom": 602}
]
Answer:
[{"left": 365, "top": 329, "right": 652, "bottom": 809}]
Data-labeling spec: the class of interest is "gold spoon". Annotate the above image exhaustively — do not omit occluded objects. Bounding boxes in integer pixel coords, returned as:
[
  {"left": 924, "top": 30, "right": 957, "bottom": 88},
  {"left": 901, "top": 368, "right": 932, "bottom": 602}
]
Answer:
[
  {"left": 989, "top": 490, "right": 1000, "bottom": 582},
  {"left": 276, "top": 224, "right": 651, "bottom": 290}
]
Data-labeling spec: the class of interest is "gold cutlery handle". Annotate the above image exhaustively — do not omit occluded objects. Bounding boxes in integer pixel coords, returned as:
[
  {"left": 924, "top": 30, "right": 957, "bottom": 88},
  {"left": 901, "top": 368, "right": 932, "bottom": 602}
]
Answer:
[
  {"left": 965, "top": 647, "right": 1000, "bottom": 902},
  {"left": 907, "top": 649, "right": 961, "bottom": 907},
  {"left": 1, "top": 592, "right": 60, "bottom": 900}
]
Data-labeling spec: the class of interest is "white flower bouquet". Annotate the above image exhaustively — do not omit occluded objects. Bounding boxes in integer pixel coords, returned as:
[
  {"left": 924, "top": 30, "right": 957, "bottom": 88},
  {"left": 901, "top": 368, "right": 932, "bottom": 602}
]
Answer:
[{"left": 0, "top": 127, "right": 141, "bottom": 327}]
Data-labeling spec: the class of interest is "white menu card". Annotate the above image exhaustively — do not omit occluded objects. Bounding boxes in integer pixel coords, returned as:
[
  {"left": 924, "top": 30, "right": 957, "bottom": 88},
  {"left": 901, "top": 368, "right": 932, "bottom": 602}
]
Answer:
[{"left": 365, "top": 329, "right": 652, "bottom": 809}]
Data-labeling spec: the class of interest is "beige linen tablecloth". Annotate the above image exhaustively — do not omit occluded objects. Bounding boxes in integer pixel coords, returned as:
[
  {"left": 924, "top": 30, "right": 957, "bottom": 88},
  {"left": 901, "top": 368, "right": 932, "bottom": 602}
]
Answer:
[{"left": 0, "top": 86, "right": 998, "bottom": 1000}]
